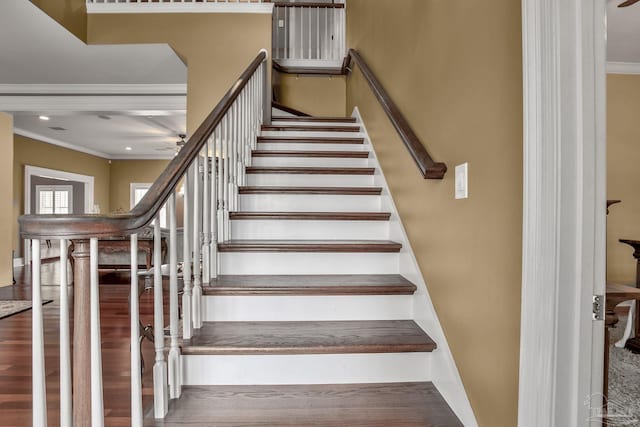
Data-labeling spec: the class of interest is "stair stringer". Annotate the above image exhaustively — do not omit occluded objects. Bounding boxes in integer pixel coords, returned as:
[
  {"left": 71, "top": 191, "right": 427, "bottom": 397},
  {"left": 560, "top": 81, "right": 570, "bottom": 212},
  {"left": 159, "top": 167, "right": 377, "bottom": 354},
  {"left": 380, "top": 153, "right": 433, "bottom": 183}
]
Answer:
[{"left": 352, "top": 107, "right": 478, "bottom": 427}]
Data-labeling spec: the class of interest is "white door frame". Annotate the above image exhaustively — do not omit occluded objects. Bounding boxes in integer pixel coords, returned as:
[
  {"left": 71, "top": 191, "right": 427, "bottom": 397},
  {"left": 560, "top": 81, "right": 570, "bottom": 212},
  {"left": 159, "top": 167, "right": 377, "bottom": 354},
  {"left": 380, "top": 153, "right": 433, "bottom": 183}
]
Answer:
[
  {"left": 23, "top": 165, "right": 95, "bottom": 264},
  {"left": 519, "top": 0, "right": 607, "bottom": 426}
]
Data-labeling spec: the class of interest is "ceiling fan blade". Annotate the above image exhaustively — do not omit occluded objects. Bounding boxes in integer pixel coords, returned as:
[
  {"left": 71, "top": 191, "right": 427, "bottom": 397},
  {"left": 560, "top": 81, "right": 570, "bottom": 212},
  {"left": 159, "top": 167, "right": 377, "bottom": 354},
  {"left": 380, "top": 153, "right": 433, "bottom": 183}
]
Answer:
[{"left": 619, "top": 0, "right": 640, "bottom": 7}]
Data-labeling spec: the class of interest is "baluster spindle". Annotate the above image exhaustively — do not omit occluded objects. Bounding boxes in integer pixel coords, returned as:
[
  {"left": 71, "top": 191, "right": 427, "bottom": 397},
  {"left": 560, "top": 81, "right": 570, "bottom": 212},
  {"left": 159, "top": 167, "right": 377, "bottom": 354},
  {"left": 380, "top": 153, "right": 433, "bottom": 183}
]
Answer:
[
  {"left": 153, "top": 219, "right": 168, "bottom": 418},
  {"left": 192, "top": 158, "right": 203, "bottom": 329},
  {"left": 130, "top": 234, "right": 143, "bottom": 427},
  {"left": 32, "top": 240, "right": 47, "bottom": 427},
  {"left": 90, "top": 237, "right": 104, "bottom": 426},
  {"left": 59, "top": 239, "right": 71, "bottom": 427},
  {"left": 182, "top": 170, "right": 193, "bottom": 339},
  {"left": 202, "top": 140, "right": 211, "bottom": 285},
  {"left": 167, "top": 193, "right": 181, "bottom": 399},
  {"left": 211, "top": 129, "right": 219, "bottom": 278},
  {"left": 223, "top": 115, "right": 230, "bottom": 241}
]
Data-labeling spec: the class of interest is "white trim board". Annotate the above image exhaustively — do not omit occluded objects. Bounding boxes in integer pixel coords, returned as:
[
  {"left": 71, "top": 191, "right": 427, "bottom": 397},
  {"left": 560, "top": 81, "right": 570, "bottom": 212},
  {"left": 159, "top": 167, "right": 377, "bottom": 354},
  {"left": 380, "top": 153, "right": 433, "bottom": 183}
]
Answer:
[
  {"left": 0, "top": 94, "right": 186, "bottom": 113},
  {"left": 0, "top": 84, "right": 187, "bottom": 95},
  {"left": 87, "top": 3, "right": 273, "bottom": 14},
  {"left": 352, "top": 107, "right": 477, "bottom": 427},
  {"left": 519, "top": 0, "right": 606, "bottom": 426},
  {"left": 606, "top": 61, "right": 640, "bottom": 75}
]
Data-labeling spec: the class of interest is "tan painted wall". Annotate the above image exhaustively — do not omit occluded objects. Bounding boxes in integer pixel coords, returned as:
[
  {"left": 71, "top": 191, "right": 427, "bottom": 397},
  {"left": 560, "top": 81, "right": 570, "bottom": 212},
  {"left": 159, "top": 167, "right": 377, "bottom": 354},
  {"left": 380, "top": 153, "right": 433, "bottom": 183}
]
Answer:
[
  {"left": 0, "top": 114, "right": 14, "bottom": 286},
  {"left": 607, "top": 74, "right": 640, "bottom": 283},
  {"left": 275, "top": 73, "right": 346, "bottom": 116},
  {"left": 13, "top": 135, "right": 111, "bottom": 256},
  {"left": 88, "top": 14, "right": 271, "bottom": 133},
  {"left": 109, "top": 160, "right": 170, "bottom": 214},
  {"left": 31, "top": 0, "right": 87, "bottom": 42},
  {"left": 346, "top": 2, "right": 523, "bottom": 426}
]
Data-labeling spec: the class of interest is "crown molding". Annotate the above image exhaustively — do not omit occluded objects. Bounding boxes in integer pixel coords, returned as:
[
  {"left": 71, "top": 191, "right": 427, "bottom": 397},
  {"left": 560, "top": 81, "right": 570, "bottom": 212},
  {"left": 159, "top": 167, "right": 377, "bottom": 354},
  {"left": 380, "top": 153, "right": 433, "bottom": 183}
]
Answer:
[
  {"left": 0, "top": 94, "right": 186, "bottom": 112},
  {"left": 606, "top": 61, "right": 640, "bottom": 74},
  {"left": 86, "top": 2, "right": 273, "bottom": 14},
  {"left": 0, "top": 83, "right": 187, "bottom": 95},
  {"left": 109, "top": 153, "right": 174, "bottom": 160},
  {"left": 14, "top": 128, "right": 111, "bottom": 159}
]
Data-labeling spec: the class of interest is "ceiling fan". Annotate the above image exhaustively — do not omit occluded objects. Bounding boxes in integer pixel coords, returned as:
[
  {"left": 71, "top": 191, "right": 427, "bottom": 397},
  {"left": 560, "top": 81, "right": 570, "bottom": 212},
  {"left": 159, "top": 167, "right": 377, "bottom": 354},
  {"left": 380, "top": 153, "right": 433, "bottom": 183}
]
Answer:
[
  {"left": 619, "top": 0, "right": 640, "bottom": 7},
  {"left": 155, "top": 134, "right": 187, "bottom": 155}
]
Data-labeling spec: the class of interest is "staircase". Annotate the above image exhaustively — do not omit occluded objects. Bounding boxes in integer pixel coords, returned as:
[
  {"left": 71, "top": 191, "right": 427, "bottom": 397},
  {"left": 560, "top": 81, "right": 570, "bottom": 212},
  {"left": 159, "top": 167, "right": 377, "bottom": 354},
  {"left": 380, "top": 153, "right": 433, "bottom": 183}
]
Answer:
[{"left": 155, "top": 113, "right": 464, "bottom": 426}]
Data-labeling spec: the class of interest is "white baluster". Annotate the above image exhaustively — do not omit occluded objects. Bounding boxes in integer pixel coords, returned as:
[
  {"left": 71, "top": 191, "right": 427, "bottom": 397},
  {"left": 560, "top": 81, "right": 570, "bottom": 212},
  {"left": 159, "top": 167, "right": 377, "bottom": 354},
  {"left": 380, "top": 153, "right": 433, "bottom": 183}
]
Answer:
[
  {"left": 167, "top": 193, "right": 181, "bottom": 399},
  {"left": 59, "top": 240, "right": 71, "bottom": 427},
  {"left": 202, "top": 141, "right": 211, "bottom": 285},
  {"left": 285, "top": 7, "right": 289, "bottom": 59},
  {"left": 192, "top": 157, "right": 203, "bottom": 329},
  {"left": 153, "top": 219, "right": 168, "bottom": 418},
  {"left": 230, "top": 103, "right": 237, "bottom": 212},
  {"left": 223, "top": 115, "right": 230, "bottom": 241},
  {"left": 211, "top": 129, "right": 219, "bottom": 277},
  {"left": 32, "top": 240, "right": 47, "bottom": 427},
  {"left": 182, "top": 171, "right": 193, "bottom": 340},
  {"left": 89, "top": 237, "right": 104, "bottom": 427},
  {"left": 130, "top": 234, "right": 143, "bottom": 427},
  {"left": 217, "top": 125, "right": 224, "bottom": 244}
]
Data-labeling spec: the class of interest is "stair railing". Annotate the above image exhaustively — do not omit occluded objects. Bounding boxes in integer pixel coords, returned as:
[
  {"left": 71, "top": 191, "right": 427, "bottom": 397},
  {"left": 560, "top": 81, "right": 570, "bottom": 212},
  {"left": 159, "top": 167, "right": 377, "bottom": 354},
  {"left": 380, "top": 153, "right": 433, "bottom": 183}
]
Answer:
[
  {"left": 272, "top": 1, "right": 346, "bottom": 68},
  {"left": 19, "top": 49, "right": 269, "bottom": 427}
]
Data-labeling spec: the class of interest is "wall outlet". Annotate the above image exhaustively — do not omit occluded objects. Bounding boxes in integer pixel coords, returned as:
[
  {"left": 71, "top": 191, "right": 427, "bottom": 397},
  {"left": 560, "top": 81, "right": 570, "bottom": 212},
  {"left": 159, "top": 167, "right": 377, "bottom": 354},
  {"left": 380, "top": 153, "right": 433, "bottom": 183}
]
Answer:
[{"left": 455, "top": 163, "right": 468, "bottom": 199}]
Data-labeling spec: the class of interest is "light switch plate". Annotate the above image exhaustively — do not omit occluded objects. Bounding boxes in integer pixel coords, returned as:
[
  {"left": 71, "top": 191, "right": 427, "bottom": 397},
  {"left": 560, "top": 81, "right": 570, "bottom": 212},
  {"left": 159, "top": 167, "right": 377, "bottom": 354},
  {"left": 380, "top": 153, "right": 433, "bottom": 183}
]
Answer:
[
  {"left": 455, "top": 163, "right": 468, "bottom": 199},
  {"left": 278, "top": 19, "right": 285, "bottom": 28}
]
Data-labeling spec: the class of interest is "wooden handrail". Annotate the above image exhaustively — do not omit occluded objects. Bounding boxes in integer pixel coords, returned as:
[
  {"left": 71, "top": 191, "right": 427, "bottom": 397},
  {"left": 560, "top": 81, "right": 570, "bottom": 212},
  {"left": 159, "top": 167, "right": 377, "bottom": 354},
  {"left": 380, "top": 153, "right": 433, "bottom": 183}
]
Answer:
[
  {"left": 19, "top": 50, "right": 267, "bottom": 240},
  {"left": 344, "top": 50, "right": 446, "bottom": 179}
]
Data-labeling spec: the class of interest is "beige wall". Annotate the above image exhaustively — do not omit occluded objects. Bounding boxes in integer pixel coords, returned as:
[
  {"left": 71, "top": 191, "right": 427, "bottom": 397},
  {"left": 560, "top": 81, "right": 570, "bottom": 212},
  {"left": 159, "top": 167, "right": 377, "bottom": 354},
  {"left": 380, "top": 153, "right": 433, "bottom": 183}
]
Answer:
[
  {"left": 346, "top": 2, "right": 523, "bottom": 426},
  {"left": 607, "top": 74, "right": 640, "bottom": 283},
  {"left": 0, "top": 114, "right": 14, "bottom": 285},
  {"left": 275, "top": 73, "right": 346, "bottom": 117},
  {"left": 88, "top": 14, "right": 271, "bottom": 133},
  {"left": 13, "top": 135, "right": 111, "bottom": 256},
  {"left": 31, "top": 0, "right": 87, "bottom": 42},
  {"left": 109, "top": 160, "right": 170, "bottom": 214}
]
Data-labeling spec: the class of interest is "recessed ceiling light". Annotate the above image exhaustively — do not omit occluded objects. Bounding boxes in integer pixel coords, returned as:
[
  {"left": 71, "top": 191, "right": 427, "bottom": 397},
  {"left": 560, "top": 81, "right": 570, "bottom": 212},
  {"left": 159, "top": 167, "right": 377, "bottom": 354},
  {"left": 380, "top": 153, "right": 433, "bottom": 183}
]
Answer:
[
  {"left": 39, "top": 115, "right": 50, "bottom": 121},
  {"left": 125, "top": 147, "right": 132, "bottom": 151}
]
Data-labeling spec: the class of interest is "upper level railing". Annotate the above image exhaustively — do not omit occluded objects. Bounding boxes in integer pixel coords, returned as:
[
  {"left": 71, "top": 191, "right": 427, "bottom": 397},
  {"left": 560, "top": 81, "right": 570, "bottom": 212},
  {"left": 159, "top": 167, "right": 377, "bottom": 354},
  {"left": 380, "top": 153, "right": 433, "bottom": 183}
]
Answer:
[
  {"left": 272, "top": 1, "right": 346, "bottom": 68},
  {"left": 20, "top": 50, "right": 269, "bottom": 427}
]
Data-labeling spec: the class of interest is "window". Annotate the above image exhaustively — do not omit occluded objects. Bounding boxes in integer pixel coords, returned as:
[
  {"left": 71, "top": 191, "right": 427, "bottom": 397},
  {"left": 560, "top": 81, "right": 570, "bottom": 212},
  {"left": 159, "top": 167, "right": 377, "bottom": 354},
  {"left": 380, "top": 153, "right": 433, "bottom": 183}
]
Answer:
[
  {"left": 131, "top": 183, "right": 167, "bottom": 228},
  {"left": 36, "top": 185, "right": 73, "bottom": 214}
]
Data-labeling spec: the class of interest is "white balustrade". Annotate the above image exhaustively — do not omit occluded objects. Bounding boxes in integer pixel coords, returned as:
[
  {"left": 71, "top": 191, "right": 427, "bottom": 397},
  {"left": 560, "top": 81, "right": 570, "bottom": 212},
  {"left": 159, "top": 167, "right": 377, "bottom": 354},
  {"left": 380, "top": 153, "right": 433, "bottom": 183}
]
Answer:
[
  {"left": 273, "top": 3, "right": 346, "bottom": 67},
  {"left": 27, "top": 51, "right": 268, "bottom": 425}
]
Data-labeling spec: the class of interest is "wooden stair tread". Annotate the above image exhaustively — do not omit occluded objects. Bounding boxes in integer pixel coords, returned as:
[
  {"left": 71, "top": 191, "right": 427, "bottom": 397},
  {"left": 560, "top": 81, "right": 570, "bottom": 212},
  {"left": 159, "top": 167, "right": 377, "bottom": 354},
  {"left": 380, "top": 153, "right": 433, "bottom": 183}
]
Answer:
[
  {"left": 218, "top": 240, "right": 402, "bottom": 253},
  {"left": 272, "top": 116, "right": 357, "bottom": 123},
  {"left": 229, "top": 212, "right": 391, "bottom": 221},
  {"left": 252, "top": 150, "right": 369, "bottom": 158},
  {"left": 204, "top": 274, "right": 416, "bottom": 295},
  {"left": 181, "top": 320, "right": 435, "bottom": 355},
  {"left": 246, "top": 166, "right": 375, "bottom": 175},
  {"left": 258, "top": 136, "right": 365, "bottom": 144},
  {"left": 239, "top": 186, "right": 383, "bottom": 195},
  {"left": 144, "top": 383, "right": 462, "bottom": 427},
  {"left": 262, "top": 125, "right": 361, "bottom": 132}
]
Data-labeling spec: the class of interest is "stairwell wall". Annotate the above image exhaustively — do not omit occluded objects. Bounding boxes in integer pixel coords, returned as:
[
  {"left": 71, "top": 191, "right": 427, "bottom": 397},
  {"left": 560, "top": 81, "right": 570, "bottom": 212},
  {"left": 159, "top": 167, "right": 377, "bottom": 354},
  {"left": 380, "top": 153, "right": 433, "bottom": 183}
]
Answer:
[
  {"left": 345, "top": 2, "right": 523, "bottom": 426},
  {"left": 274, "top": 73, "right": 347, "bottom": 116},
  {"left": 87, "top": 13, "right": 272, "bottom": 134}
]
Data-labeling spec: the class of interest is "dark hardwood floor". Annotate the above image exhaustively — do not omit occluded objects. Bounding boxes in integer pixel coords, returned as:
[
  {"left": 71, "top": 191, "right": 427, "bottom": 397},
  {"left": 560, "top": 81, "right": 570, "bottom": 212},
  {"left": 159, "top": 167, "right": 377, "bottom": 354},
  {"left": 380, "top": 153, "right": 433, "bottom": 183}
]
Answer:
[{"left": 0, "top": 263, "right": 158, "bottom": 427}]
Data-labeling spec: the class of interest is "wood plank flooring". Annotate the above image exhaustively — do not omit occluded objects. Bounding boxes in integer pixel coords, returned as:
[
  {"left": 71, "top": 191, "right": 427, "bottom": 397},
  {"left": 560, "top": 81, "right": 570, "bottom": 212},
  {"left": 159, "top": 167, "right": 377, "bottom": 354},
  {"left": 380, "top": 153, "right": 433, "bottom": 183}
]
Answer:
[{"left": 145, "top": 383, "right": 463, "bottom": 427}]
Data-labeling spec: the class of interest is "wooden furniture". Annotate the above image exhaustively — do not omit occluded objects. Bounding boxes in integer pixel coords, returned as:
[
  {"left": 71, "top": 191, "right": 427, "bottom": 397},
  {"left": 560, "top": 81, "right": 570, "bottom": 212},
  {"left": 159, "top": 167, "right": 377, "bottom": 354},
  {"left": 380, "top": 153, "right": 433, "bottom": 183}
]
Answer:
[{"left": 617, "top": 238, "right": 640, "bottom": 353}]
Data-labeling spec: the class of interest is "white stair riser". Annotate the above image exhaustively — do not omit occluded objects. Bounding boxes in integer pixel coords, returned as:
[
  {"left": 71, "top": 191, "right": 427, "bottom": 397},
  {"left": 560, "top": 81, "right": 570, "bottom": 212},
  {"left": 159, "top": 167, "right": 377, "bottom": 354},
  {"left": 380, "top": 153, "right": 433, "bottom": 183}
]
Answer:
[
  {"left": 202, "top": 295, "right": 412, "bottom": 321},
  {"left": 220, "top": 252, "right": 399, "bottom": 274},
  {"left": 262, "top": 130, "right": 365, "bottom": 138},
  {"left": 182, "top": 353, "right": 431, "bottom": 385},
  {"left": 230, "top": 219, "right": 389, "bottom": 240},
  {"left": 272, "top": 121, "right": 357, "bottom": 127},
  {"left": 247, "top": 174, "right": 375, "bottom": 187},
  {"left": 257, "top": 143, "right": 367, "bottom": 151},
  {"left": 239, "top": 194, "right": 382, "bottom": 212},
  {"left": 251, "top": 157, "right": 370, "bottom": 167}
]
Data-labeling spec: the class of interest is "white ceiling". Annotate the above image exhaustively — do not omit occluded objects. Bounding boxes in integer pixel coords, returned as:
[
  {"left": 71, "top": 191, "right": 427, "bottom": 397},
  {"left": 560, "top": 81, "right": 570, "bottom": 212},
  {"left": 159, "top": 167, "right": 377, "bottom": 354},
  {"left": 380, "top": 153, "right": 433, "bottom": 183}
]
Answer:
[
  {"left": 607, "top": 0, "right": 640, "bottom": 63},
  {"left": 0, "top": 0, "right": 186, "bottom": 159}
]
